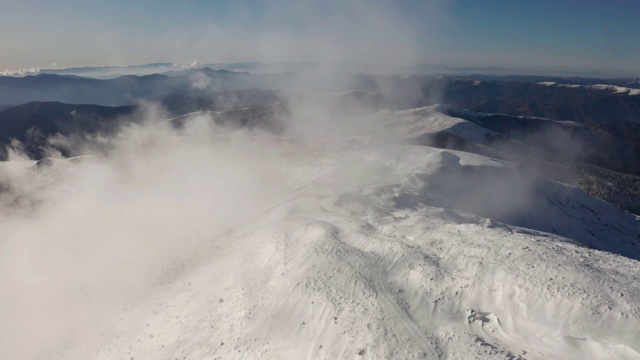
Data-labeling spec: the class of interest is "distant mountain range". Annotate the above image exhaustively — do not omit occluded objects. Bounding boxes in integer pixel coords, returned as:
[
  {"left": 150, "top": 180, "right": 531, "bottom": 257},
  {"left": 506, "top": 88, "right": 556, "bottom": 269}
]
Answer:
[
  {"left": 8, "top": 61, "right": 638, "bottom": 78},
  {"left": 2, "top": 90, "right": 639, "bottom": 214},
  {"left": 0, "top": 87, "right": 282, "bottom": 159},
  {"left": 1, "top": 70, "right": 639, "bottom": 125},
  {"left": 1, "top": 67, "right": 639, "bottom": 214}
]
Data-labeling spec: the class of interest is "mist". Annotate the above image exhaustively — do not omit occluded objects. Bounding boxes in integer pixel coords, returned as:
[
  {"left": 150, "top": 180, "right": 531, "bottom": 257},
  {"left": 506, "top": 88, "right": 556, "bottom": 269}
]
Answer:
[
  {"left": 2, "top": 67, "right": 640, "bottom": 358},
  {"left": 0, "top": 109, "right": 293, "bottom": 358},
  {"left": 0, "top": 88, "right": 412, "bottom": 358},
  {"left": 2, "top": 0, "right": 640, "bottom": 358}
]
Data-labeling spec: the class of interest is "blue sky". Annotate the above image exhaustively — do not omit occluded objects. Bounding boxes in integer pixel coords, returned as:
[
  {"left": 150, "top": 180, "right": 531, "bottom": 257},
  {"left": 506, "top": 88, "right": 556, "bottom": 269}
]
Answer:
[{"left": 1, "top": 0, "right": 639, "bottom": 76}]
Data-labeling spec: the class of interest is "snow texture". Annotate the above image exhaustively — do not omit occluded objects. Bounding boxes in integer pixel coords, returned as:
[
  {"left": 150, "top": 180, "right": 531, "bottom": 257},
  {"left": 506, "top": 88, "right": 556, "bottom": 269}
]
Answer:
[
  {"left": 56, "top": 145, "right": 640, "bottom": 360},
  {"left": 2, "top": 106, "right": 640, "bottom": 360}
]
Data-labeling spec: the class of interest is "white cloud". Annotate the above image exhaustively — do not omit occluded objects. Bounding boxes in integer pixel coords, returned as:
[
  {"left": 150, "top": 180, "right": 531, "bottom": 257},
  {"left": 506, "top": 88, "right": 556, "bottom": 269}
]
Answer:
[{"left": 0, "top": 108, "right": 289, "bottom": 358}]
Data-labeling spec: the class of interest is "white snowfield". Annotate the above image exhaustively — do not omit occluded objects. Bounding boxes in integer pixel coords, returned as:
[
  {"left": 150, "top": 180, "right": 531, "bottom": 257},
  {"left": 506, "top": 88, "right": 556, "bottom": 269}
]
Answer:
[
  {"left": 55, "top": 144, "right": 640, "bottom": 360},
  {"left": 3, "top": 105, "right": 640, "bottom": 360}
]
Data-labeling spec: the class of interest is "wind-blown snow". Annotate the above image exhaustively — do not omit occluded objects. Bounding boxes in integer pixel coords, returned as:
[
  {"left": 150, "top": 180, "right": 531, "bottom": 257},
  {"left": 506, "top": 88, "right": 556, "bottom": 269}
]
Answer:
[
  {"left": 55, "top": 145, "right": 640, "bottom": 360},
  {"left": 2, "top": 107, "right": 640, "bottom": 360}
]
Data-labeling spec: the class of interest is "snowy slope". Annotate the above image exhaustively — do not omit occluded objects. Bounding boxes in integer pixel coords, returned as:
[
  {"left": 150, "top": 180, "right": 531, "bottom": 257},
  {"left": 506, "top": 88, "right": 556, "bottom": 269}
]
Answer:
[
  {"left": 53, "top": 145, "right": 640, "bottom": 360},
  {"left": 537, "top": 82, "right": 640, "bottom": 96},
  {"left": 376, "top": 104, "right": 498, "bottom": 145},
  {"left": 166, "top": 102, "right": 501, "bottom": 148}
]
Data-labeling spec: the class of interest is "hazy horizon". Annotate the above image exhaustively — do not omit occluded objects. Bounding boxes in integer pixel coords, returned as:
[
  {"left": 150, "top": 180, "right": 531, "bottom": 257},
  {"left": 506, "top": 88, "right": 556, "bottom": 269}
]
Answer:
[
  {"left": 2, "top": 0, "right": 639, "bottom": 78},
  {"left": 3, "top": 59, "right": 639, "bottom": 80}
]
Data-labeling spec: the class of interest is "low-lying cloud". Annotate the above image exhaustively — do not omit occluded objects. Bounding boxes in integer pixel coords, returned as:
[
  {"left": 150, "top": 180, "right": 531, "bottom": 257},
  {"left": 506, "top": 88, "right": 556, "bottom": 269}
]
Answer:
[{"left": 0, "top": 109, "right": 290, "bottom": 359}]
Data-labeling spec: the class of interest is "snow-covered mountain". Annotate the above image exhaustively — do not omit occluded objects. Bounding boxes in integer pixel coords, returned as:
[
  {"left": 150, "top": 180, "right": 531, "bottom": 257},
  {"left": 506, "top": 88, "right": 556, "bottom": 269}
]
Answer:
[
  {"left": 51, "top": 144, "right": 640, "bottom": 360},
  {"left": 2, "top": 93, "right": 640, "bottom": 359}
]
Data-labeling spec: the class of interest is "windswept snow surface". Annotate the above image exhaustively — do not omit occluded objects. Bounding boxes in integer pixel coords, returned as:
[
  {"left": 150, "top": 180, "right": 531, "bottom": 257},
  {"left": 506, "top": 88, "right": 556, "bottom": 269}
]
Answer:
[
  {"left": 379, "top": 105, "right": 497, "bottom": 145},
  {"left": 46, "top": 143, "right": 640, "bottom": 360},
  {"left": 1, "top": 107, "right": 640, "bottom": 359}
]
